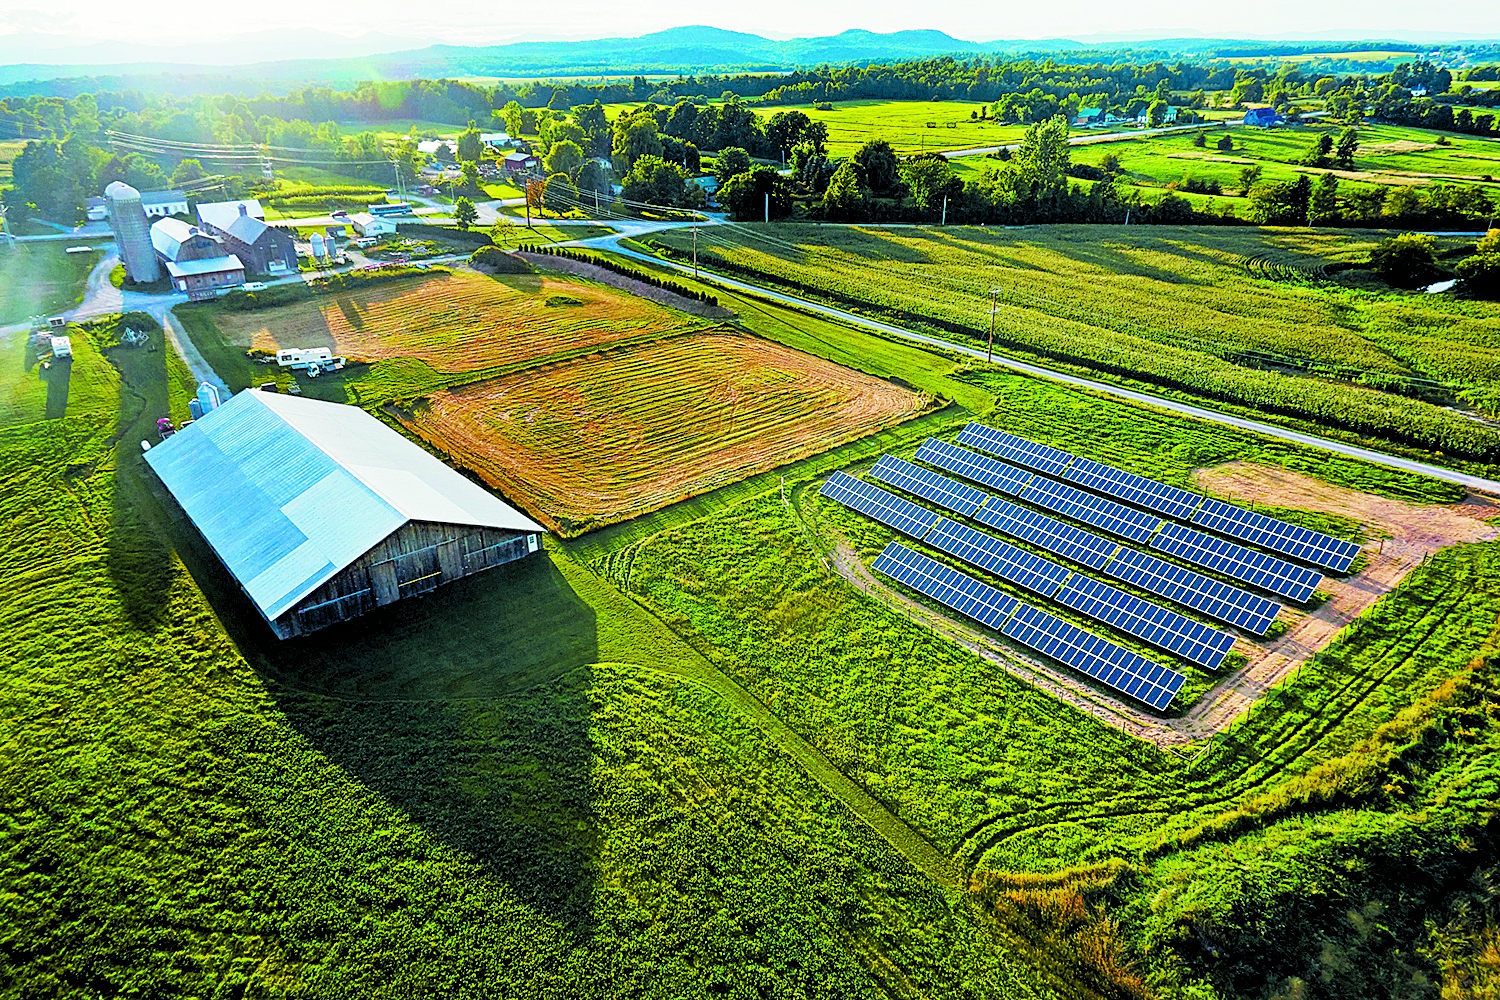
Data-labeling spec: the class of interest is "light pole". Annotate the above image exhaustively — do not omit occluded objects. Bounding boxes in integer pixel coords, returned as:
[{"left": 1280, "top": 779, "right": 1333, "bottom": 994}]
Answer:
[{"left": 988, "top": 288, "right": 1002, "bottom": 363}]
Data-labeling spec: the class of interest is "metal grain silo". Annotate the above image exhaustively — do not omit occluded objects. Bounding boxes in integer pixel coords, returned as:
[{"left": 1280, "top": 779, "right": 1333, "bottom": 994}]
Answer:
[{"left": 104, "top": 181, "right": 161, "bottom": 284}]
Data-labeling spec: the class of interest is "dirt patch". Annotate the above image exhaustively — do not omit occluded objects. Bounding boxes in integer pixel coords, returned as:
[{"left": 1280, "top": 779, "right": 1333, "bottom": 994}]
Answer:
[
  {"left": 400, "top": 332, "right": 929, "bottom": 535},
  {"left": 1364, "top": 140, "right": 1440, "bottom": 155},
  {"left": 518, "top": 251, "right": 737, "bottom": 320},
  {"left": 213, "top": 270, "right": 701, "bottom": 374}
]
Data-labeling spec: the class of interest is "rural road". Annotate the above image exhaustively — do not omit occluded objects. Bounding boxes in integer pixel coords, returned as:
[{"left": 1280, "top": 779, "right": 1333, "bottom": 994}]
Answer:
[{"left": 597, "top": 236, "right": 1500, "bottom": 496}]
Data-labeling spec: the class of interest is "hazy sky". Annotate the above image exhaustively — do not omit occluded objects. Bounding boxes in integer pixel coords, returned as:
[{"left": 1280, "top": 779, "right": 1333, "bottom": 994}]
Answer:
[{"left": 3, "top": 0, "right": 1495, "bottom": 50}]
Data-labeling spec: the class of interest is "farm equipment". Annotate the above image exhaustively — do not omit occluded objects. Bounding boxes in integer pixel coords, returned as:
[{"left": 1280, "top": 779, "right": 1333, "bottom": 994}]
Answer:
[{"left": 157, "top": 418, "right": 176, "bottom": 441}]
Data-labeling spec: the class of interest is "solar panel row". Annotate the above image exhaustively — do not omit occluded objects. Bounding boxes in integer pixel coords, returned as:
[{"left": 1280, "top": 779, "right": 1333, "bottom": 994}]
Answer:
[
  {"left": 873, "top": 542, "right": 1019, "bottom": 630},
  {"left": 1153, "top": 521, "right": 1323, "bottom": 604},
  {"left": 1053, "top": 573, "right": 1236, "bottom": 670},
  {"left": 1192, "top": 498, "right": 1362, "bottom": 573},
  {"left": 1106, "top": 545, "right": 1281, "bottom": 635},
  {"left": 874, "top": 543, "right": 1185, "bottom": 711},
  {"left": 1062, "top": 456, "right": 1202, "bottom": 521},
  {"left": 914, "top": 438, "right": 1033, "bottom": 495},
  {"left": 819, "top": 471, "right": 938, "bottom": 539},
  {"left": 1002, "top": 603, "right": 1186, "bottom": 711},
  {"left": 897, "top": 448, "right": 1282, "bottom": 635},
  {"left": 925, "top": 517, "right": 1072, "bottom": 597},
  {"left": 1016, "top": 475, "right": 1164, "bottom": 544},
  {"left": 870, "top": 455, "right": 988, "bottom": 517},
  {"left": 956, "top": 424, "right": 1073, "bottom": 477}
]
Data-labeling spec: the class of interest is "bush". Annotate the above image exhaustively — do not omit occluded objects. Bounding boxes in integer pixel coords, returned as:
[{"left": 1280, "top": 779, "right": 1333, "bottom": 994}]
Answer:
[
  {"left": 470, "top": 245, "right": 534, "bottom": 274},
  {"left": 1456, "top": 252, "right": 1500, "bottom": 298},
  {"left": 119, "top": 311, "right": 157, "bottom": 333},
  {"left": 394, "top": 222, "right": 492, "bottom": 247},
  {"left": 1370, "top": 233, "right": 1445, "bottom": 289}
]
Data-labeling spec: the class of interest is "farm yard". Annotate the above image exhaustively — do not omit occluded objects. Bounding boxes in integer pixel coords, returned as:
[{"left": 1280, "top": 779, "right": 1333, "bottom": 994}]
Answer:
[
  {"left": 397, "top": 330, "right": 929, "bottom": 533},
  {"left": 646, "top": 223, "right": 1500, "bottom": 469},
  {"left": 0, "top": 242, "right": 100, "bottom": 324}
]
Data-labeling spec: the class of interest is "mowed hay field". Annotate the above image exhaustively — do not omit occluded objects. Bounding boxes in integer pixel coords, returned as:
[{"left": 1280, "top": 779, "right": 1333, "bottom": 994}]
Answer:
[
  {"left": 212, "top": 270, "right": 702, "bottom": 374},
  {"left": 399, "top": 331, "right": 928, "bottom": 533}
]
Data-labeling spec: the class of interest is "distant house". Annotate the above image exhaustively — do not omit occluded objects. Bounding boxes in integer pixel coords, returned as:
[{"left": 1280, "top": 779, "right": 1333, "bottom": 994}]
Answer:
[
  {"left": 417, "top": 139, "right": 457, "bottom": 158},
  {"left": 1074, "top": 108, "right": 1107, "bottom": 128},
  {"left": 150, "top": 217, "right": 244, "bottom": 300},
  {"left": 1136, "top": 106, "right": 1181, "bottom": 125},
  {"left": 1243, "top": 107, "right": 1280, "bottom": 128},
  {"left": 480, "top": 132, "right": 510, "bottom": 148},
  {"left": 349, "top": 213, "right": 397, "bottom": 237},
  {"left": 196, "top": 199, "right": 265, "bottom": 237},
  {"left": 503, "top": 151, "right": 540, "bottom": 175},
  {"left": 84, "top": 196, "right": 107, "bottom": 222},
  {"left": 217, "top": 205, "right": 298, "bottom": 276},
  {"left": 85, "top": 189, "right": 186, "bottom": 221}
]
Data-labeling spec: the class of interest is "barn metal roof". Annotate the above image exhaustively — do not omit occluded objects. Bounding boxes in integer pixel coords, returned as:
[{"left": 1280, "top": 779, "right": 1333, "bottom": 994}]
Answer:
[{"left": 144, "top": 389, "right": 543, "bottom": 624}]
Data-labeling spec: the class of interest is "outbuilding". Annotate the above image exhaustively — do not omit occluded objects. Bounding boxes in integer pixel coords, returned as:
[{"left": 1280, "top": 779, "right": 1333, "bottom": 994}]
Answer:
[
  {"left": 143, "top": 390, "right": 546, "bottom": 639},
  {"left": 1243, "top": 107, "right": 1280, "bottom": 127},
  {"left": 503, "top": 151, "right": 540, "bottom": 175},
  {"left": 349, "top": 212, "right": 397, "bottom": 237}
]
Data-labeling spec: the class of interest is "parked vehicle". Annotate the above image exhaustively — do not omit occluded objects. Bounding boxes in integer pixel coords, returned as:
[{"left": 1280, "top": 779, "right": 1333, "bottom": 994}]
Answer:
[{"left": 243, "top": 281, "right": 267, "bottom": 292}]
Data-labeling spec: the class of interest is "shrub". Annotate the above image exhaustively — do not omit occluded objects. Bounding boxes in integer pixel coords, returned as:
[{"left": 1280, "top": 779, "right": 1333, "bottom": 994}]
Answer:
[
  {"left": 528, "top": 246, "right": 718, "bottom": 306},
  {"left": 469, "top": 245, "right": 534, "bottom": 274},
  {"left": 1370, "top": 233, "right": 1445, "bottom": 289}
]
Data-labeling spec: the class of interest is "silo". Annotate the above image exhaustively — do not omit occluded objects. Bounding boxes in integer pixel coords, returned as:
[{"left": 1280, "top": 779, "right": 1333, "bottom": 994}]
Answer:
[
  {"left": 310, "top": 232, "right": 325, "bottom": 257},
  {"left": 104, "top": 181, "right": 160, "bottom": 284},
  {"left": 197, "top": 382, "right": 220, "bottom": 413}
]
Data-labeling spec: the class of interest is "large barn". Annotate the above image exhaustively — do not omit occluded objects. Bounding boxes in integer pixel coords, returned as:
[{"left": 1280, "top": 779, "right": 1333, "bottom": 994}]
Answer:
[{"left": 144, "top": 389, "right": 545, "bottom": 639}]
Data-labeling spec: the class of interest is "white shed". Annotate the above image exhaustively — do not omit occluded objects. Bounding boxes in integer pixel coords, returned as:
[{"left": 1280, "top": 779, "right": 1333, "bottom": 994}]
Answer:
[{"left": 350, "top": 213, "right": 397, "bottom": 237}]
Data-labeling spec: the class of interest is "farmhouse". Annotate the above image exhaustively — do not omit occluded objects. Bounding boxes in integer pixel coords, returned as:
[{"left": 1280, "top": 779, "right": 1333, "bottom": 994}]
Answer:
[
  {"left": 215, "top": 204, "right": 298, "bottom": 275},
  {"left": 480, "top": 132, "right": 510, "bottom": 148},
  {"left": 503, "top": 151, "right": 541, "bottom": 175},
  {"left": 196, "top": 198, "right": 266, "bottom": 237},
  {"left": 1243, "top": 107, "right": 1280, "bottom": 127},
  {"left": 150, "top": 218, "right": 244, "bottom": 299},
  {"left": 349, "top": 212, "right": 397, "bottom": 237},
  {"left": 86, "top": 189, "right": 188, "bottom": 221},
  {"left": 143, "top": 389, "right": 546, "bottom": 639}
]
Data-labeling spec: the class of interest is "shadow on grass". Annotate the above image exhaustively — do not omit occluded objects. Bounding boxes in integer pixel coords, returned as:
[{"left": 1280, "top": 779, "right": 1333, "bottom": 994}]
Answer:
[
  {"left": 153, "top": 489, "right": 602, "bottom": 935},
  {"left": 43, "top": 356, "right": 71, "bottom": 418}
]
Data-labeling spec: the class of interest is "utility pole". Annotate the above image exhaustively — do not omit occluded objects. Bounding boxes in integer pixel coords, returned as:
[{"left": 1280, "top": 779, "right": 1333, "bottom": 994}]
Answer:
[
  {"left": 988, "top": 287, "right": 1001, "bottom": 363},
  {"left": 941, "top": 195, "right": 948, "bottom": 226},
  {"left": 692, "top": 225, "right": 699, "bottom": 278},
  {"left": 764, "top": 192, "right": 769, "bottom": 224}
]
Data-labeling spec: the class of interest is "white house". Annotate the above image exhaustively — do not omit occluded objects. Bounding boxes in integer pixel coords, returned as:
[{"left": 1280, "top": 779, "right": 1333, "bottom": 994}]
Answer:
[
  {"left": 140, "top": 190, "right": 189, "bottom": 218},
  {"left": 480, "top": 132, "right": 511, "bottom": 148},
  {"left": 349, "top": 213, "right": 397, "bottom": 237}
]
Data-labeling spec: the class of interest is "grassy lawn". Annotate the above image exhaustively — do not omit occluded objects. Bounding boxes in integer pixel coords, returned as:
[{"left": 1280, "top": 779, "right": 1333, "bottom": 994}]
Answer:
[
  {"left": 334, "top": 117, "right": 466, "bottom": 138},
  {"left": 0, "top": 242, "right": 99, "bottom": 324},
  {"left": 752, "top": 99, "right": 1035, "bottom": 157},
  {"left": 644, "top": 223, "right": 1500, "bottom": 472}
]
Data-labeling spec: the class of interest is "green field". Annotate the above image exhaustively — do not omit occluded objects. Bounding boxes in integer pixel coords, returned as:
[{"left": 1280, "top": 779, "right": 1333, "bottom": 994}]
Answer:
[
  {"left": 0, "top": 242, "right": 100, "bottom": 325},
  {"left": 753, "top": 99, "right": 1034, "bottom": 157},
  {"left": 644, "top": 223, "right": 1500, "bottom": 470}
]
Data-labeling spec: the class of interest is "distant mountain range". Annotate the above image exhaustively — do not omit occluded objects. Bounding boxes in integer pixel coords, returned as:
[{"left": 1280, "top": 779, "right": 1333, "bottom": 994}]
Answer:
[{"left": 0, "top": 24, "right": 1482, "bottom": 93}]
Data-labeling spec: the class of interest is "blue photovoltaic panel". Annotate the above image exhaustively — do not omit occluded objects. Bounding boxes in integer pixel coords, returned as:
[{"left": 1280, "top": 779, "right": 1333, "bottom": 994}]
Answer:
[
  {"left": 924, "top": 518, "right": 1072, "bottom": 597},
  {"left": 872, "top": 543, "right": 1019, "bottom": 631},
  {"left": 1153, "top": 520, "right": 1323, "bottom": 604},
  {"left": 1191, "top": 498, "right": 1362, "bottom": 573},
  {"left": 1062, "top": 457, "right": 1203, "bottom": 521},
  {"left": 1106, "top": 545, "right": 1281, "bottom": 636},
  {"left": 1019, "top": 476, "right": 1163, "bottom": 544},
  {"left": 1001, "top": 603, "right": 1187, "bottom": 711},
  {"left": 870, "top": 455, "right": 988, "bottom": 517},
  {"left": 970, "top": 498, "right": 1120, "bottom": 571},
  {"left": 819, "top": 472, "right": 939, "bottom": 539},
  {"left": 1053, "top": 574, "right": 1236, "bottom": 670},
  {"left": 915, "top": 438, "right": 1034, "bottom": 495},
  {"left": 958, "top": 423, "right": 1075, "bottom": 477}
]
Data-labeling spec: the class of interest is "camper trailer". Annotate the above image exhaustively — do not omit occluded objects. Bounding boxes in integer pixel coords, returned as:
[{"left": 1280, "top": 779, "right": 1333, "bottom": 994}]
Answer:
[{"left": 275, "top": 347, "right": 346, "bottom": 376}]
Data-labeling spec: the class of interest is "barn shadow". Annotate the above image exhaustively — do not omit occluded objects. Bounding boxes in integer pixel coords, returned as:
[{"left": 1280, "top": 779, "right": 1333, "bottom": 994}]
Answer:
[
  {"left": 43, "top": 356, "right": 71, "bottom": 418},
  {"left": 164, "top": 514, "right": 602, "bottom": 937}
]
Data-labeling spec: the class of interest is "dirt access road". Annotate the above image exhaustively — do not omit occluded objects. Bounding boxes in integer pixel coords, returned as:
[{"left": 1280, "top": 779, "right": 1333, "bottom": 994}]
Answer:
[{"left": 806, "top": 463, "right": 1500, "bottom": 748}]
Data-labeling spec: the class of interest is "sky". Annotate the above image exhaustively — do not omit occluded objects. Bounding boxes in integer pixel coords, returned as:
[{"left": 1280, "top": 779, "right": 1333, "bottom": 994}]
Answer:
[{"left": 1, "top": 0, "right": 1496, "bottom": 57}]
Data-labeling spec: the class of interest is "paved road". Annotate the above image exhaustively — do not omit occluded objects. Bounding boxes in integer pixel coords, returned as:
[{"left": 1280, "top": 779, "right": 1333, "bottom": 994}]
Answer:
[
  {"left": 942, "top": 121, "right": 1227, "bottom": 159},
  {"left": 601, "top": 239, "right": 1500, "bottom": 496}
]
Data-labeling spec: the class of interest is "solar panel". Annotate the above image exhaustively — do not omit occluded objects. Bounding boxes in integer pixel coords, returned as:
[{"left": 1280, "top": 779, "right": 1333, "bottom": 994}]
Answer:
[
  {"left": 1191, "top": 498, "right": 1362, "bottom": 573},
  {"left": 1053, "top": 574, "right": 1236, "bottom": 670},
  {"left": 924, "top": 518, "right": 1072, "bottom": 597},
  {"left": 1018, "top": 476, "right": 1163, "bottom": 544},
  {"left": 872, "top": 542, "right": 1019, "bottom": 630},
  {"left": 1105, "top": 545, "right": 1281, "bottom": 635},
  {"left": 970, "top": 497, "right": 1120, "bottom": 570},
  {"left": 914, "top": 438, "right": 1034, "bottom": 495},
  {"left": 1062, "top": 457, "right": 1203, "bottom": 521},
  {"left": 1001, "top": 603, "right": 1187, "bottom": 711},
  {"left": 819, "top": 472, "right": 939, "bottom": 539},
  {"left": 1153, "top": 521, "right": 1323, "bottom": 604},
  {"left": 958, "top": 423, "right": 1074, "bottom": 477},
  {"left": 872, "top": 543, "right": 1186, "bottom": 711},
  {"left": 870, "top": 455, "right": 988, "bottom": 517}
]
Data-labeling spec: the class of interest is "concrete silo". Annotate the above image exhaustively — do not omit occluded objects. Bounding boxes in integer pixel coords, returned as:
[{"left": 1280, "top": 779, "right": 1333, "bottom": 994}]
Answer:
[{"left": 105, "top": 181, "right": 161, "bottom": 284}]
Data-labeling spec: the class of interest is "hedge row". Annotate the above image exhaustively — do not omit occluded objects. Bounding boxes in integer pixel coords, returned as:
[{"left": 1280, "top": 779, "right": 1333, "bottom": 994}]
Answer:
[
  {"left": 395, "top": 222, "right": 494, "bottom": 247},
  {"left": 529, "top": 246, "right": 719, "bottom": 306},
  {"left": 216, "top": 266, "right": 445, "bottom": 311}
]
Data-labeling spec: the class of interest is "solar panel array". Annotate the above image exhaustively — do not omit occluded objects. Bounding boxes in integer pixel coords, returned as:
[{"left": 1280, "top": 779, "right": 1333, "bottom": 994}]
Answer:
[
  {"left": 1106, "top": 545, "right": 1281, "bottom": 634},
  {"left": 873, "top": 542, "right": 1019, "bottom": 630},
  {"left": 1053, "top": 574, "right": 1236, "bottom": 670},
  {"left": 925, "top": 517, "right": 1072, "bottom": 596},
  {"left": 819, "top": 471, "right": 939, "bottom": 538},
  {"left": 915, "top": 438, "right": 1033, "bottom": 495},
  {"left": 881, "top": 452, "right": 1279, "bottom": 635},
  {"left": 1062, "top": 457, "right": 1201, "bottom": 521},
  {"left": 1153, "top": 521, "right": 1323, "bottom": 604},
  {"left": 1017, "top": 475, "right": 1162, "bottom": 544},
  {"left": 1192, "top": 498, "right": 1362, "bottom": 573},
  {"left": 1002, "top": 603, "right": 1186, "bottom": 711},
  {"left": 957, "top": 424, "right": 1073, "bottom": 477},
  {"left": 870, "top": 455, "right": 988, "bottom": 517},
  {"left": 873, "top": 543, "right": 1185, "bottom": 710}
]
